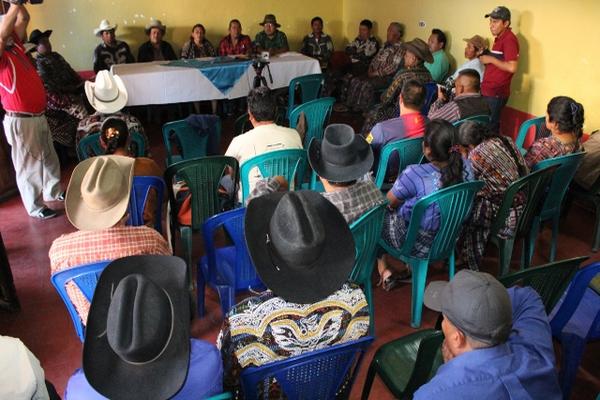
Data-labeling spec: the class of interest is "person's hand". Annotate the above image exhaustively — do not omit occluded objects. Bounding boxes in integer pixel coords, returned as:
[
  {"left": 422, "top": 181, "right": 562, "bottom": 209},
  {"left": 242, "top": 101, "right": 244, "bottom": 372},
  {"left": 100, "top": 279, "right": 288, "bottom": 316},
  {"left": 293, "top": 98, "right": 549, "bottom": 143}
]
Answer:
[
  {"left": 436, "top": 85, "right": 447, "bottom": 102},
  {"left": 479, "top": 55, "right": 494, "bottom": 65},
  {"left": 273, "top": 175, "right": 288, "bottom": 191}
]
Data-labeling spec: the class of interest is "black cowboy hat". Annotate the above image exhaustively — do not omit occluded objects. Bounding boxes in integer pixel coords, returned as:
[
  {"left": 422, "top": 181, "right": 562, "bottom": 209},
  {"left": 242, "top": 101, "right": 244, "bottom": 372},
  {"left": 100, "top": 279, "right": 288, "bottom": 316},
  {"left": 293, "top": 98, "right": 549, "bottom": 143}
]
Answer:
[
  {"left": 308, "top": 123, "right": 374, "bottom": 183},
  {"left": 83, "top": 255, "right": 190, "bottom": 400},
  {"left": 259, "top": 14, "right": 281, "bottom": 28},
  {"left": 402, "top": 38, "right": 434, "bottom": 64},
  {"left": 28, "top": 29, "right": 52, "bottom": 45},
  {"left": 245, "top": 190, "right": 355, "bottom": 304}
]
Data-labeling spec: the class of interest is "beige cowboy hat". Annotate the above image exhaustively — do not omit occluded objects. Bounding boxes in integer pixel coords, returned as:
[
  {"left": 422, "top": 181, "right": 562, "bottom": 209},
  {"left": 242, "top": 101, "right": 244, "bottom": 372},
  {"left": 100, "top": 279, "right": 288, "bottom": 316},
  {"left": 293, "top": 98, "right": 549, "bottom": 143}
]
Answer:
[
  {"left": 94, "top": 19, "right": 118, "bottom": 37},
  {"left": 85, "top": 70, "right": 128, "bottom": 114},
  {"left": 463, "top": 35, "right": 488, "bottom": 51},
  {"left": 66, "top": 155, "right": 135, "bottom": 231},
  {"left": 145, "top": 19, "right": 166, "bottom": 35},
  {"left": 401, "top": 38, "right": 434, "bottom": 64}
]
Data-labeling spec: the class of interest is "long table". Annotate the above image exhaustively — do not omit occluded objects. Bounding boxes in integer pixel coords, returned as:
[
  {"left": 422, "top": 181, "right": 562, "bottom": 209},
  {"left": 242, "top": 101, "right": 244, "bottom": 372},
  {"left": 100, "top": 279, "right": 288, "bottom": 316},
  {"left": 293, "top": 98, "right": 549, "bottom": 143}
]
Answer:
[{"left": 112, "top": 53, "right": 321, "bottom": 106}]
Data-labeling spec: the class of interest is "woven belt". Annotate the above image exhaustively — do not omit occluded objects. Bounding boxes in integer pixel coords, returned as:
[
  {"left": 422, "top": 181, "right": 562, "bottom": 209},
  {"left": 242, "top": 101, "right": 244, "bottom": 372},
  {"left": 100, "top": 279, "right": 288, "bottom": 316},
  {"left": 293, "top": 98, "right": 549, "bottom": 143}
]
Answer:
[{"left": 5, "top": 111, "right": 45, "bottom": 118}]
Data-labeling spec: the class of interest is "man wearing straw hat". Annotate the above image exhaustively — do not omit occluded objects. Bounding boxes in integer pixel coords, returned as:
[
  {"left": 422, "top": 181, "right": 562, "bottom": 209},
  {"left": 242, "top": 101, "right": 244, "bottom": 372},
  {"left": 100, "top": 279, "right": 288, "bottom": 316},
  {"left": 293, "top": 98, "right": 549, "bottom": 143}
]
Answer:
[
  {"left": 255, "top": 14, "right": 289, "bottom": 56},
  {"left": 92, "top": 19, "right": 135, "bottom": 73},
  {"left": 138, "top": 19, "right": 177, "bottom": 62}
]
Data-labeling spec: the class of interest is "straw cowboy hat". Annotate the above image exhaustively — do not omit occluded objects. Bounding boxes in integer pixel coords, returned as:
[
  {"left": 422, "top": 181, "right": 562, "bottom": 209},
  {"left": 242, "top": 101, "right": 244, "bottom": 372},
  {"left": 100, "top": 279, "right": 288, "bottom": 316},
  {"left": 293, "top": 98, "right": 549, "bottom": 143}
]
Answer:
[
  {"left": 94, "top": 19, "right": 118, "bottom": 36},
  {"left": 84, "top": 70, "right": 128, "bottom": 114},
  {"left": 145, "top": 19, "right": 166, "bottom": 35},
  {"left": 401, "top": 38, "right": 434, "bottom": 64}
]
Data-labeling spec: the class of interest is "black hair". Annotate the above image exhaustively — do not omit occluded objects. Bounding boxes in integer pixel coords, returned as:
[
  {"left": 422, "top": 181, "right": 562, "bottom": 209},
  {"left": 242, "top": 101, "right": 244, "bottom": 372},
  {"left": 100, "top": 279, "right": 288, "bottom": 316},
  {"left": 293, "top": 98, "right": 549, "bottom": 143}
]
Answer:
[
  {"left": 400, "top": 79, "right": 425, "bottom": 109},
  {"left": 360, "top": 19, "right": 373, "bottom": 30},
  {"left": 192, "top": 24, "right": 206, "bottom": 34},
  {"left": 311, "top": 16, "right": 323, "bottom": 26},
  {"left": 547, "top": 96, "right": 585, "bottom": 139},
  {"left": 457, "top": 121, "right": 527, "bottom": 177},
  {"left": 431, "top": 28, "right": 447, "bottom": 49},
  {"left": 100, "top": 118, "right": 129, "bottom": 154},
  {"left": 247, "top": 86, "right": 277, "bottom": 122},
  {"left": 457, "top": 68, "right": 481, "bottom": 91},
  {"left": 423, "top": 119, "right": 463, "bottom": 188}
]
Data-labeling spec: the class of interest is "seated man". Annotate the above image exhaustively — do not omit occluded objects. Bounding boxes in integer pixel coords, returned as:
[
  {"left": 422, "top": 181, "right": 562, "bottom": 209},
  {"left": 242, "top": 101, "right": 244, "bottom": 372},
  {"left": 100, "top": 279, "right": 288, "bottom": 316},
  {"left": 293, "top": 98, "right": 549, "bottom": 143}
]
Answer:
[
  {"left": 49, "top": 155, "right": 171, "bottom": 326},
  {"left": 428, "top": 69, "right": 490, "bottom": 123},
  {"left": 67, "top": 255, "right": 223, "bottom": 399},
  {"left": 138, "top": 20, "right": 177, "bottom": 62},
  {"left": 255, "top": 14, "right": 289, "bottom": 56},
  {"left": 300, "top": 16, "right": 334, "bottom": 70},
  {"left": 345, "top": 19, "right": 380, "bottom": 76},
  {"left": 416, "top": 270, "right": 561, "bottom": 399},
  {"left": 449, "top": 35, "right": 486, "bottom": 82},
  {"left": 218, "top": 190, "right": 370, "bottom": 394},
  {"left": 425, "top": 28, "right": 450, "bottom": 83},
  {"left": 93, "top": 19, "right": 135, "bottom": 73}
]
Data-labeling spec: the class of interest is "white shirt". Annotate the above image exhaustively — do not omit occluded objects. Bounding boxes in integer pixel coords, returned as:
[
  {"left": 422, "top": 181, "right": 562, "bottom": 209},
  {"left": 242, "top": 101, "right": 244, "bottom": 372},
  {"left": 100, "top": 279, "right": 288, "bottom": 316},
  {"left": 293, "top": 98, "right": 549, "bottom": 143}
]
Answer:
[
  {"left": 0, "top": 336, "right": 49, "bottom": 400},
  {"left": 451, "top": 57, "right": 485, "bottom": 80}
]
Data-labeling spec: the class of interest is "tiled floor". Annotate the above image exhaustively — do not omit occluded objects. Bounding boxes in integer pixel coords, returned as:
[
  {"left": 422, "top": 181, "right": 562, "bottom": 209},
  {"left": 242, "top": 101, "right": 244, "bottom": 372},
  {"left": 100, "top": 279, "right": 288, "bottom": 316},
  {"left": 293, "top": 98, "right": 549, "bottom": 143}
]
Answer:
[{"left": 1, "top": 111, "right": 599, "bottom": 399}]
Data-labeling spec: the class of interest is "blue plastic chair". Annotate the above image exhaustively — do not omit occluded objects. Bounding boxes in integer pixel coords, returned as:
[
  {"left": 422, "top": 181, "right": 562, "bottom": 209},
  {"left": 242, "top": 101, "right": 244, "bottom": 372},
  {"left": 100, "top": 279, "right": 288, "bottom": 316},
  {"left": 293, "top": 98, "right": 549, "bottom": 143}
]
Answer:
[
  {"left": 286, "top": 73, "right": 324, "bottom": 119},
  {"left": 527, "top": 152, "right": 585, "bottom": 263},
  {"left": 550, "top": 261, "right": 600, "bottom": 398},
  {"left": 50, "top": 261, "right": 110, "bottom": 342},
  {"left": 373, "top": 137, "right": 424, "bottom": 190},
  {"left": 289, "top": 97, "right": 335, "bottom": 148},
  {"left": 77, "top": 131, "right": 146, "bottom": 161},
  {"left": 452, "top": 114, "right": 491, "bottom": 127},
  {"left": 420, "top": 82, "right": 438, "bottom": 115},
  {"left": 127, "top": 176, "right": 166, "bottom": 234},
  {"left": 197, "top": 207, "right": 265, "bottom": 317},
  {"left": 515, "top": 116, "right": 546, "bottom": 155},
  {"left": 349, "top": 204, "right": 386, "bottom": 334},
  {"left": 240, "top": 149, "right": 307, "bottom": 204},
  {"left": 240, "top": 336, "right": 374, "bottom": 400},
  {"left": 162, "top": 118, "right": 221, "bottom": 166},
  {"left": 379, "top": 180, "right": 484, "bottom": 327}
]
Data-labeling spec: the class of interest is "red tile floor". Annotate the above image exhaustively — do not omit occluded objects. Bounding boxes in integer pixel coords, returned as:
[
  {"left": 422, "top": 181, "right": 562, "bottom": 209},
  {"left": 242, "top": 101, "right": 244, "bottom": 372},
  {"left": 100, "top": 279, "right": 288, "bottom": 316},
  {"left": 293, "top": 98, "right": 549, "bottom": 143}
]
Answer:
[{"left": 1, "top": 112, "right": 599, "bottom": 399}]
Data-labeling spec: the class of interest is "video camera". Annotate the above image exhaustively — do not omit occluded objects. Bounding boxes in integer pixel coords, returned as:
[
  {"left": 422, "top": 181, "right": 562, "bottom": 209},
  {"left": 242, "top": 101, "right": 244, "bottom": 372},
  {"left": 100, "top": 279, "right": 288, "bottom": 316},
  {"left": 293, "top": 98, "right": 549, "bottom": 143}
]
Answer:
[{"left": 251, "top": 52, "right": 273, "bottom": 88}]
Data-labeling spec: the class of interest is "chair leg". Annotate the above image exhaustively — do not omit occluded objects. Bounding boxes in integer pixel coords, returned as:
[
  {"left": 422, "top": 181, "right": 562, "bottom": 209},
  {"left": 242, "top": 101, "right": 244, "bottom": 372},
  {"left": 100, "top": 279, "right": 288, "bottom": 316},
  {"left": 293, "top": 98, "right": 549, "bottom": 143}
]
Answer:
[
  {"left": 525, "top": 217, "right": 540, "bottom": 269},
  {"left": 549, "top": 214, "right": 560, "bottom": 262},
  {"left": 410, "top": 260, "right": 429, "bottom": 329},
  {"left": 360, "top": 362, "right": 377, "bottom": 400},
  {"left": 448, "top": 251, "right": 455, "bottom": 279},
  {"left": 498, "top": 238, "right": 515, "bottom": 277},
  {"left": 180, "top": 227, "right": 193, "bottom": 289}
]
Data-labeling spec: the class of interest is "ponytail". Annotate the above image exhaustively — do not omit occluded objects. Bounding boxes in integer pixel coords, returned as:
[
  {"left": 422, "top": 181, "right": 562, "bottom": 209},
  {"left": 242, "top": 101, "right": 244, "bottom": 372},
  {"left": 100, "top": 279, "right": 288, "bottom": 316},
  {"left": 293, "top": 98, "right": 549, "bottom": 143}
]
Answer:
[
  {"left": 100, "top": 118, "right": 129, "bottom": 155},
  {"left": 424, "top": 119, "right": 464, "bottom": 188}
]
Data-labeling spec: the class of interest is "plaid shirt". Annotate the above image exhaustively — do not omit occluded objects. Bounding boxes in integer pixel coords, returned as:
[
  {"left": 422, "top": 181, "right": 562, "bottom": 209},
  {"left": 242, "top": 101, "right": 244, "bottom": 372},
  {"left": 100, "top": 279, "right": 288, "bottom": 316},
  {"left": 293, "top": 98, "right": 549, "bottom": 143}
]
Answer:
[
  {"left": 368, "top": 41, "right": 405, "bottom": 78},
  {"left": 254, "top": 30, "right": 288, "bottom": 51}
]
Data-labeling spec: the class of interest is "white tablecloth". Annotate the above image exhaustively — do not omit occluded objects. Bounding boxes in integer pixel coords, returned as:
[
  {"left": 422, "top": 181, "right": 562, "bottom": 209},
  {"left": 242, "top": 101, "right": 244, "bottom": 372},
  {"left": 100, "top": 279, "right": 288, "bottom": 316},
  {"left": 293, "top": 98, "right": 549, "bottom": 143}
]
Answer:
[{"left": 111, "top": 53, "right": 321, "bottom": 106}]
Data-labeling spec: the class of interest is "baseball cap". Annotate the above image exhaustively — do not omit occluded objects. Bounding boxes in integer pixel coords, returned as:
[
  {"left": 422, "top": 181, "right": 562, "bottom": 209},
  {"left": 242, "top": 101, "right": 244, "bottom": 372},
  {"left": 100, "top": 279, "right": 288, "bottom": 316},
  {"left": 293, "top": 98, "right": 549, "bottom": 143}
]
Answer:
[
  {"left": 485, "top": 6, "right": 511, "bottom": 21},
  {"left": 424, "top": 270, "right": 512, "bottom": 345}
]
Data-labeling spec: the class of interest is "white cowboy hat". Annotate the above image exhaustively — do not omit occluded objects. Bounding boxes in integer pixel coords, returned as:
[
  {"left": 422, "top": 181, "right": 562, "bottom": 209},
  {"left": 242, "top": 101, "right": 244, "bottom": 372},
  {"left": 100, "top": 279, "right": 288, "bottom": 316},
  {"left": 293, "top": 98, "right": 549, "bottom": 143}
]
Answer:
[
  {"left": 145, "top": 19, "right": 166, "bottom": 34},
  {"left": 85, "top": 70, "right": 128, "bottom": 114},
  {"left": 94, "top": 19, "right": 118, "bottom": 37}
]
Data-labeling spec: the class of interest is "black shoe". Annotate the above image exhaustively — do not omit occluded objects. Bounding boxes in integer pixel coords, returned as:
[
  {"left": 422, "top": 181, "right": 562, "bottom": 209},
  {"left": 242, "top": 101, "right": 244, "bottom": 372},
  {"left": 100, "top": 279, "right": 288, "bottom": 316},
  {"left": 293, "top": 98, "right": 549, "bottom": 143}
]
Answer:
[
  {"left": 56, "top": 191, "right": 65, "bottom": 201},
  {"left": 34, "top": 207, "right": 57, "bottom": 220}
]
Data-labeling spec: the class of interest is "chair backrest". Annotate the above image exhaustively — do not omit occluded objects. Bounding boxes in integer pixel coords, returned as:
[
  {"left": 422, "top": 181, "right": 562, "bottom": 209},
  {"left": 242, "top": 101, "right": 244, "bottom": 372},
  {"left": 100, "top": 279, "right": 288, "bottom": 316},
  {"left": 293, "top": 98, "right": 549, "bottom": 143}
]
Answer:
[
  {"left": 289, "top": 97, "right": 336, "bottom": 148},
  {"left": 233, "top": 113, "right": 252, "bottom": 137},
  {"left": 77, "top": 131, "right": 146, "bottom": 161},
  {"left": 349, "top": 205, "right": 386, "bottom": 284},
  {"left": 515, "top": 116, "right": 545, "bottom": 153},
  {"left": 162, "top": 118, "right": 221, "bottom": 166},
  {"left": 421, "top": 82, "right": 438, "bottom": 115},
  {"left": 240, "top": 336, "right": 374, "bottom": 400},
  {"left": 50, "top": 261, "right": 110, "bottom": 341},
  {"left": 373, "top": 137, "right": 424, "bottom": 189},
  {"left": 498, "top": 256, "right": 588, "bottom": 313},
  {"left": 127, "top": 175, "right": 166, "bottom": 233},
  {"left": 404, "top": 329, "right": 445, "bottom": 397},
  {"left": 287, "top": 73, "right": 324, "bottom": 117},
  {"left": 240, "top": 149, "right": 307, "bottom": 204},
  {"left": 164, "top": 156, "right": 239, "bottom": 230},
  {"left": 452, "top": 114, "right": 491, "bottom": 127}
]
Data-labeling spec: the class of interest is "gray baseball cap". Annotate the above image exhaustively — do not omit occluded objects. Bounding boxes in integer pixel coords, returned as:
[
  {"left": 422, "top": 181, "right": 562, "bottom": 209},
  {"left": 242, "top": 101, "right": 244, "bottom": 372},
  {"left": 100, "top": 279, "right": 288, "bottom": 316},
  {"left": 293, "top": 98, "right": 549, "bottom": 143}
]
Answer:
[
  {"left": 424, "top": 270, "right": 512, "bottom": 345},
  {"left": 485, "top": 6, "right": 511, "bottom": 21}
]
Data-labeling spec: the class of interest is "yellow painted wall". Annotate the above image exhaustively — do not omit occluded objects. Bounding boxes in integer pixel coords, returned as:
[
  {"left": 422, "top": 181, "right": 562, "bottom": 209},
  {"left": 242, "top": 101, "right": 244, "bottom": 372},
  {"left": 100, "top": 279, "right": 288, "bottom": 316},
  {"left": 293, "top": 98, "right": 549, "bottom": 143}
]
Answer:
[{"left": 343, "top": 0, "right": 600, "bottom": 131}]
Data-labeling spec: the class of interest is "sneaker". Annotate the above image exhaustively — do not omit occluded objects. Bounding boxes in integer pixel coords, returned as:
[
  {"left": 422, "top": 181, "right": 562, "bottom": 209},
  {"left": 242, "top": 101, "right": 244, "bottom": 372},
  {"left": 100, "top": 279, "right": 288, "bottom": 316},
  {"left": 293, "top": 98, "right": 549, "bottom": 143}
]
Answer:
[
  {"left": 34, "top": 207, "right": 57, "bottom": 220},
  {"left": 56, "top": 191, "right": 66, "bottom": 202}
]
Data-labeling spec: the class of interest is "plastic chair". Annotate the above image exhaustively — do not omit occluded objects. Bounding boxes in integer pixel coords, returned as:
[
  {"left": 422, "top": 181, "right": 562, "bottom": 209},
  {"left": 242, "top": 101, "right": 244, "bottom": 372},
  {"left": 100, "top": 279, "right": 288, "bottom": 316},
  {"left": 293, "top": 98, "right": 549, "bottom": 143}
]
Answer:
[
  {"left": 50, "top": 261, "right": 110, "bottom": 342},
  {"left": 289, "top": 97, "right": 335, "bottom": 148},
  {"left": 162, "top": 118, "right": 221, "bottom": 166},
  {"left": 349, "top": 204, "right": 386, "bottom": 334},
  {"left": 233, "top": 113, "right": 252, "bottom": 137},
  {"left": 420, "top": 82, "right": 438, "bottom": 115},
  {"left": 205, "top": 393, "right": 233, "bottom": 400},
  {"left": 489, "top": 166, "right": 557, "bottom": 276},
  {"left": 361, "top": 329, "right": 443, "bottom": 400},
  {"left": 373, "top": 137, "right": 424, "bottom": 190},
  {"left": 567, "top": 175, "right": 600, "bottom": 252},
  {"left": 549, "top": 261, "right": 600, "bottom": 398},
  {"left": 452, "top": 114, "right": 491, "bottom": 127},
  {"left": 197, "top": 207, "right": 265, "bottom": 317},
  {"left": 127, "top": 176, "right": 166, "bottom": 234},
  {"left": 286, "top": 73, "right": 324, "bottom": 119},
  {"left": 77, "top": 131, "right": 146, "bottom": 161},
  {"left": 379, "top": 180, "right": 484, "bottom": 328},
  {"left": 515, "top": 116, "right": 545, "bottom": 155},
  {"left": 240, "top": 149, "right": 307, "bottom": 204},
  {"left": 240, "top": 336, "right": 374, "bottom": 400},
  {"left": 527, "top": 152, "right": 585, "bottom": 263}
]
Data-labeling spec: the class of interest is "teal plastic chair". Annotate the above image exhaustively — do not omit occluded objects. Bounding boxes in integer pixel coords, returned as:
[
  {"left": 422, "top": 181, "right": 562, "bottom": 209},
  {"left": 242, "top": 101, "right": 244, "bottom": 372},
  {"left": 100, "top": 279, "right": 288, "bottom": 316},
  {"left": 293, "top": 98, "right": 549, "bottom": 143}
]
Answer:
[
  {"left": 162, "top": 118, "right": 221, "bottom": 166},
  {"left": 289, "top": 97, "right": 336, "bottom": 148},
  {"left": 527, "top": 152, "right": 585, "bottom": 263},
  {"left": 233, "top": 113, "right": 252, "bottom": 137},
  {"left": 515, "top": 116, "right": 545, "bottom": 155},
  {"left": 452, "top": 114, "right": 491, "bottom": 127},
  {"left": 286, "top": 73, "right": 324, "bottom": 119},
  {"left": 205, "top": 393, "right": 233, "bottom": 400},
  {"left": 349, "top": 204, "right": 386, "bottom": 334},
  {"left": 240, "top": 149, "right": 307, "bottom": 204},
  {"left": 77, "top": 131, "right": 146, "bottom": 161},
  {"left": 379, "top": 180, "right": 484, "bottom": 327},
  {"left": 373, "top": 137, "right": 424, "bottom": 190}
]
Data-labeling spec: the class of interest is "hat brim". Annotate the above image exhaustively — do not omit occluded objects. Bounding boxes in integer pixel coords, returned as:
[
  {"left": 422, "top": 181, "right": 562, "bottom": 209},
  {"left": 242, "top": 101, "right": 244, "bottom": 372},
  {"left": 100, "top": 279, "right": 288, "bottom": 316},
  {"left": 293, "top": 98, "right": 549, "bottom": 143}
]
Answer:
[
  {"left": 94, "top": 24, "right": 118, "bottom": 37},
  {"left": 259, "top": 22, "right": 281, "bottom": 28},
  {"left": 29, "top": 29, "right": 52, "bottom": 45},
  {"left": 85, "top": 74, "right": 128, "bottom": 114},
  {"left": 402, "top": 42, "right": 434, "bottom": 64},
  {"left": 308, "top": 138, "right": 373, "bottom": 182},
  {"left": 423, "top": 280, "right": 448, "bottom": 312},
  {"left": 245, "top": 191, "right": 355, "bottom": 304},
  {"left": 65, "top": 155, "right": 135, "bottom": 231},
  {"left": 83, "top": 255, "right": 190, "bottom": 400},
  {"left": 145, "top": 25, "right": 166, "bottom": 34}
]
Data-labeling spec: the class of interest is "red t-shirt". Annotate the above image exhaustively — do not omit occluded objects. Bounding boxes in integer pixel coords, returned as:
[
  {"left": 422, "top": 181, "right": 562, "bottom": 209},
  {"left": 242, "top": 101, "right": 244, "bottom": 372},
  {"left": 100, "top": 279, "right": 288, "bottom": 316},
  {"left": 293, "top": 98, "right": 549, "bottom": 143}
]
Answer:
[
  {"left": 481, "top": 28, "right": 519, "bottom": 99},
  {"left": 0, "top": 34, "right": 46, "bottom": 113}
]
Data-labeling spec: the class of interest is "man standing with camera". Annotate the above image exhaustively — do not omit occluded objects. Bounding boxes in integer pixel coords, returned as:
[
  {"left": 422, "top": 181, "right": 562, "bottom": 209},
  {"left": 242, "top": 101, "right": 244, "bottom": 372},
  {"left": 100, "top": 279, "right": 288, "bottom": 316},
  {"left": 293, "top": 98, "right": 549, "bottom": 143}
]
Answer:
[{"left": 0, "top": 0, "right": 62, "bottom": 219}]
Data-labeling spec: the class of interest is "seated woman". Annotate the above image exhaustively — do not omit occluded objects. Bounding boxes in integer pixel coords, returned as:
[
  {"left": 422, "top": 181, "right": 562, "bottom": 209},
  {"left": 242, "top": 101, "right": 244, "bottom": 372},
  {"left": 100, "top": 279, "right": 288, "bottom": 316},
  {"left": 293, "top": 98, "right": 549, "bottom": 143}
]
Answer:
[
  {"left": 377, "top": 119, "right": 473, "bottom": 290},
  {"left": 181, "top": 23, "right": 215, "bottom": 58},
  {"left": 218, "top": 19, "right": 252, "bottom": 56},
  {"left": 456, "top": 121, "right": 529, "bottom": 271},
  {"left": 300, "top": 16, "right": 334, "bottom": 70},
  {"left": 524, "top": 96, "right": 584, "bottom": 169}
]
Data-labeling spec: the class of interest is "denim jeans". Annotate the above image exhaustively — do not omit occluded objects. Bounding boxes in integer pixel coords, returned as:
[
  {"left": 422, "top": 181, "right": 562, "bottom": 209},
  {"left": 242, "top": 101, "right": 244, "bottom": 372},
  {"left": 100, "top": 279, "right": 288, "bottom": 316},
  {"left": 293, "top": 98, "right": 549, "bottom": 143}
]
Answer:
[{"left": 484, "top": 96, "right": 508, "bottom": 133}]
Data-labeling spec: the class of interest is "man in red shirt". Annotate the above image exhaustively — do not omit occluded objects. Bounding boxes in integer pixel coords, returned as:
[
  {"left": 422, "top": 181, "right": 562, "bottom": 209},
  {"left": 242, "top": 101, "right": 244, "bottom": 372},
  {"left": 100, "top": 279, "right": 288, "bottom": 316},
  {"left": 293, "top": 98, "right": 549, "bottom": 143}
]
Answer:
[
  {"left": 480, "top": 6, "right": 519, "bottom": 133},
  {"left": 0, "top": 2, "right": 62, "bottom": 219}
]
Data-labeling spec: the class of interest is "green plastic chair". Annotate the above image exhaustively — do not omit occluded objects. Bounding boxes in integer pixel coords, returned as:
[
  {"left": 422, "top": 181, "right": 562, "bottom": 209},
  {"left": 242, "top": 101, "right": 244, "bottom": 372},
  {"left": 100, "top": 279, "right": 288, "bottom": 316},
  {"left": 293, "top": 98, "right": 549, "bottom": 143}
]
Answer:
[
  {"left": 289, "top": 97, "right": 336, "bottom": 148},
  {"left": 233, "top": 113, "right": 252, "bottom": 137},
  {"left": 361, "top": 329, "right": 444, "bottom": 400},
  {"left": 527, "top": 152, "right": 585, "bottom": 263},
  {"left": 567, "top": 175, "right": 600, "bottom": 252},
  {"left": 77, "top": 131, "right": 146, "bottom": 161},
  {"left": 498, "top": 256, "right": 587, "bottom": 313},
  {"left": 379, "top": 180, "right": 484, "bottom": 328},
  {"left": 164, "top": 156, "right": 239, "bottom": 272},
  {"left": 286, "top": 73, "right": 324, "bottom": 119},
  {"left": 162, "top": 118, "right": 221, "bottom": 166},
  {"left": 452, "top": 114, "right": 491, "bottom": 127},
  {"left": 240, "top": 149, "right": 307, "bottom": 204},
  {"left": 515, "top": 116, "right": 545, "bottom": 155},
  {"left": 489, "top": 166, "right": 558, "bottom": 276},
  {"left": 373, "top": 137, "right": 424, "bottom": 190},
  {"left": 205, "top": 393, "right": 233, "bottom": 400},
  {"left": 349, "top": 204, "right": 386, "bottom": 335}
]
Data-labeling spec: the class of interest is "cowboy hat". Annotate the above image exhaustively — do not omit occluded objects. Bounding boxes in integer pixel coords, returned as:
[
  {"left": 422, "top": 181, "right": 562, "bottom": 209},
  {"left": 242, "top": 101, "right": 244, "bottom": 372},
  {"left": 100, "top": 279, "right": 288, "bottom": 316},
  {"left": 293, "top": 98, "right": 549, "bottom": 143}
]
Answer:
[
  {"left": 401, "top": 38, "right": 434, "bottom": 64},
  {"left": 245, "top": 190, "right": 355, "bottom": 304},
  {"left": 83, "top": 255, "right": 190, "bottom": 400},
  {"left": 65, "top": 155, "right": 134, "bottom": 231},
  {"left": 94, "top": 19, "right": 118, "bottom": 37},
  {"left": 259, "top": 14, "right": 281, "bottom": 28},
  {"left": 28, "top": 29, "right": 52, "bottom": 45},
  {"left": 145, "top": 19, "right": 166, "bottom": 35},
  {"left": 463, "top": 35, "right": 488, "bottom": 51},
  {"left": 85, "top": 70, "right": 128, "bottom": 114},
  {"left": 308, "top": 124, "right": 373, "bottom": 183}
]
